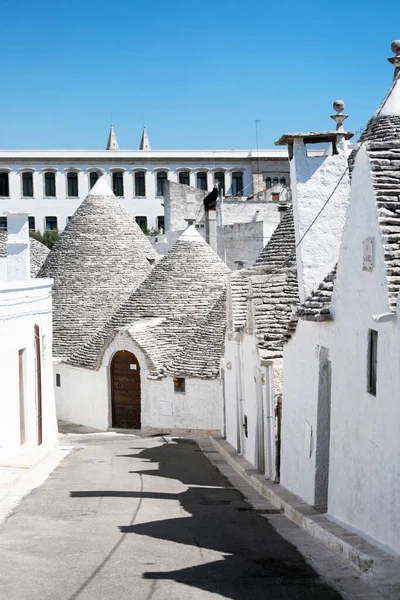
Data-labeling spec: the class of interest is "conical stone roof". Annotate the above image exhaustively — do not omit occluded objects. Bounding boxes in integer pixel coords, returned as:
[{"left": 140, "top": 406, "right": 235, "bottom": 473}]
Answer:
[
  {"left": 0, "top": 232, "right": 50, "bottom": 277},
  {"left": 38, "top": 178, "right": 157, "bottom": 358},
  {"left": 71, "top": 225, "right": 230, "bottom": 375}
]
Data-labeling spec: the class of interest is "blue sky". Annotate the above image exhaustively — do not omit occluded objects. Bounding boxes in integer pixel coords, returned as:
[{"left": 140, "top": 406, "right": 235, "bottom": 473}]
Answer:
[{"left": 1, "top": 0, "right": 399, "bottom": 150}]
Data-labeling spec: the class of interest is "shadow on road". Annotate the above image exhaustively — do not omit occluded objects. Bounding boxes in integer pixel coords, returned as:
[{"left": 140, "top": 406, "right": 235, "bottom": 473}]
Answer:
[{"left": 70, "top": 438, "right": 341, "bottom": 599}]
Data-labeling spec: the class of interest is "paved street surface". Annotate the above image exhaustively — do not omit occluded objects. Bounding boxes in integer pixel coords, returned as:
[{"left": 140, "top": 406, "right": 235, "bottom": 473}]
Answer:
[{"left": 0, "top": 434, "right": 342, "bottom": 600}]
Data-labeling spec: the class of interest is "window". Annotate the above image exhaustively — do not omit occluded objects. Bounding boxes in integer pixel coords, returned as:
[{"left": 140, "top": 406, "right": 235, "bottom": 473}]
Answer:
[
  {"left": 156, "top": 171, "right": 167, "bottom": 196},
  {"left": 367, "top": 329, "right": 378, "bottom": 395},
  {"left": 67, "top": 172, "right": 78, "bottom": 197},
  {"left": 0, "top": 172, "right": 9, "bottom": 197},
  {"left": 0, "top": 217, "right": 7, "bottom": 231},
  {"left": 112, "top": 171, "right": 124, "bottom": 197},
  {"left": 273, "top": 177, "right": 279, "bottom": 186},
  {"left": 272, "top": 193, "right": 280, "bottom": 202},
  {"left": 134, "top": 171, "right": 146, "bottom": 197},
  {"left": 67, "top": 216, "right": 72, "bottom": 223},
  {"left": 44, "top": 172, "right": 56, "bottom": 197},
  {"left": 28, "top": 216, "right": 35, "bottom": 230},
  {"left": 45, "top": 216, "right": 58, "bottom": 231},
  {"left": 174, "top": 377, "right": 185, "bottom": 393},
  {"left": 89, "top": 171, "right": 99, "bottom": 189},
  {"left": 214, "top": 171, "right": 225, "bottom": 195},
  {"left": 157, "top": 216, "right": 164, "bottom": 233},
  {"left": 56, "top": 373, "right": 61, "bottom": 387},
  {"left": 265, "top": 177, "right": 272, "bottom": 189},
  {"left": 232, "top": 171, "right": 244, "bottom": 195},
  {"left": 196, "top": 171, "right": 207, "bottom": 191},
  {"left": 22, "top": 172, "right": 34, "bottom": 197},
  {"left": 135, "top": 216, "right": 147, "bottom": 232},
  {"left": 280, "top": 177, "right": 287, "bottom": 186},
  {"left": 179, "top": 171, "right": 190, "bottom": 186}
]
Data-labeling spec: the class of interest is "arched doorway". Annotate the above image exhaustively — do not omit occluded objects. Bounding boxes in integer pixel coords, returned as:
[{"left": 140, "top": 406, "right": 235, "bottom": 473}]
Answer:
[{"left": 111, "top": 351, "right": 141, "bottom": 429}]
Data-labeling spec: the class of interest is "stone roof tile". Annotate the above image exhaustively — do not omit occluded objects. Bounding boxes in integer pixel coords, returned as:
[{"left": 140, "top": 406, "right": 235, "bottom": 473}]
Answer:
[
  {"left": 38, "top": 179, "right": 157, "bottom": 358},
  {"left": 70, "top": 225, "right": 230, "bottom": 378}
]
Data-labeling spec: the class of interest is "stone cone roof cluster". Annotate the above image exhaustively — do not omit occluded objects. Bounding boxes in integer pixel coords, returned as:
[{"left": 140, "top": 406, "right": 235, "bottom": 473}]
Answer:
[
  {"left": 230, "top": 209, "right": 299, "bottom": 360},
  {"left": 70, "top": 225, "right": 230, "bottom": 378},
  {"left": 0, "top": 232, "right": 50, "bottom": 277},
  {"left": 38, "top": 178, "right": 157, "bottom": 358}
]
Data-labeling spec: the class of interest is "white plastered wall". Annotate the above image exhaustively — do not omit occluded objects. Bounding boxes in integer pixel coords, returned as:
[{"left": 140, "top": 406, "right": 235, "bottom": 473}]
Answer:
[
  {"left": 281, "top": 320, "right": 332, "bottom": 505},
  {"left": 290, "top": 138, "right": 350, "bottom": 301},
  {"left": 0, "top": 279, "right": 57, "bottom": 460},
  {"left": 328, "top": 146, "right": 400, "bottom": 553},
  {"left": 55, "top": 331, "right": 222, "bottom": 432}
]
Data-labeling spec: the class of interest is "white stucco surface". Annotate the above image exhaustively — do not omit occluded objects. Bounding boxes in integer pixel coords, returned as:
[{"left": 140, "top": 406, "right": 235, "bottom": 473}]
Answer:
[
  {"left": 0, "top": 278, "right": 57, "bottom": 461},
  {"left": 328, "top": 146, "right": 400, "bottom": 553},
  {"left": 281, "top": 320, "right": 333, "bottom": 506},
  {"left": 290, "top": 138, "right": 350, "bottom": 301},
  {"left": 55, "top": 333, "right": 222, "bottom": 432}
]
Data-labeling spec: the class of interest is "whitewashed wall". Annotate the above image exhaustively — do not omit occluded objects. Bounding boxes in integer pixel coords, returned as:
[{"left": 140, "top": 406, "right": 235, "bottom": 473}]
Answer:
[
  {"left": 328, "top": 146, "right": 400, "bottom": 553},
  {"left": 0, "top": 278, "right": 57, "bottom": 460},
  {"left": 281, "top": 320, "right": 333, "bottom": 505},
  {"left": 290, "top": 138, "right": 350, "bottom": 301},
  {"left": 55, "top": 331, "right": 222, "bottom": 432}
]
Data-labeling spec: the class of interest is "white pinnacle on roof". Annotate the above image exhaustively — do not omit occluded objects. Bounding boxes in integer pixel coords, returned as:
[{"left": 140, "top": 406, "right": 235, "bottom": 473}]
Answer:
[
  {"left": 89, "top": 176, "right": 113, "bottom": 196},
  {"left": 106, "top": 124, "right": 119, "bottom": 150},
  {"left": 373, "top": 40, "right": 400, "bottom": 118},
  {"left": 139, "top": 126, "right": 151, "bottom": 150},
  {"left": 178, "top": 224, "right": 203, "bottom": 241}
]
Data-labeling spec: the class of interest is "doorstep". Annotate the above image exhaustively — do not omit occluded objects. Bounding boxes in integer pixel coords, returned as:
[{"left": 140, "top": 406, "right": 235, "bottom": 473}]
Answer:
[{"left": 209, "top": 434, "right": 398, "bottom": 575}]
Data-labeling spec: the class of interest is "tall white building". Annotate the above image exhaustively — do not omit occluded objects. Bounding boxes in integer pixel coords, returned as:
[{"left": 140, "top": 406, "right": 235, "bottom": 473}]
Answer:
[{"left": 0, "top": 126, "right": 289, "bottom": 233}]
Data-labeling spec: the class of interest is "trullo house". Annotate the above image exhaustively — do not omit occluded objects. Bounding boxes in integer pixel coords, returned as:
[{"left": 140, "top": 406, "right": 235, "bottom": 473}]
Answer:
[
  {"left": 53, "top": 214, "right": 229, "bottom": 432},
  {"left": 280, "top": 41, "right": 400, "bottom": 554}
]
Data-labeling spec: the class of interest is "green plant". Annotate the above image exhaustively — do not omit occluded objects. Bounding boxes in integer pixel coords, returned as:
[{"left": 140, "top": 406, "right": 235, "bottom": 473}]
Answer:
[
  {"left": 41, "top": 229, "right": 59, "bottom": 249},
  {"left": 29, "top": 230, "right": 43, "bottom": 243}
]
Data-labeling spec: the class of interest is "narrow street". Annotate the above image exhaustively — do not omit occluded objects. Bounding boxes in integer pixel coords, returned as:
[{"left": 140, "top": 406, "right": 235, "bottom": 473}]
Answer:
[{"left": 0, "top": 434, "right": 342, "bottom": 600}]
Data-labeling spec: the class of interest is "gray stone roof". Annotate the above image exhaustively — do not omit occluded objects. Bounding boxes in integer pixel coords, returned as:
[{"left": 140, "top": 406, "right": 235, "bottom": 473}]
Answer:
[
  {"left": 0, "top": 232, "right": 50, "bottom": 277},
  {"left": 69, "top": 225, "right": 230, "bottom": 378},
  {"left": 38, "top": 178, "right": 157, "bottom": 358},
  {"left": 229, "top": 208, "right": 299, "bottom": 360},
  {"left": 285, "top": 266, "right": 336, "bottom": 341},
  {"left": 356, "top": 115, "right": 400, "bottom": 311}
]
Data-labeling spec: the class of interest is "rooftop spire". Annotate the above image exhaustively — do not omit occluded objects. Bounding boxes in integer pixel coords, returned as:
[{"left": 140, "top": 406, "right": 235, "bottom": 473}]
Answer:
[
  {"left": 330, "top": 100, "right": 348, "bottom": 132},
  {"left": 106, "top": 124, "right": 119, "bottom": 150},
  {"left": 139, "top": 126, "right": 151, "bottom": 150},
  {"left": 373, "top": 40, "right": 400, "bottom": 119}
]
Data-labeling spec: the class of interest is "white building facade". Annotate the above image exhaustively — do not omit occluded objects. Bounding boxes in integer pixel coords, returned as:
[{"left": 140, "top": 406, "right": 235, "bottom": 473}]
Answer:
[
  {"left": 0, "top": 136, "right": 289, "bottom": 233},
  {"left": 0, "top": 213, "right": 57, "bottom": 462}
]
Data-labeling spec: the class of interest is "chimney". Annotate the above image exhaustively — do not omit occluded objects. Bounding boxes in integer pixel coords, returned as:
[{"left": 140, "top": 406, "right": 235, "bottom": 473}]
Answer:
[
  {"left": 234, "top": 260, "right": 247, "bottom": 270},
  {"left": 275, "top": 101, "right": 353, "bottom": 301},
  {"left": 6, "top": 212, "right": 31, "bottom": 281}
]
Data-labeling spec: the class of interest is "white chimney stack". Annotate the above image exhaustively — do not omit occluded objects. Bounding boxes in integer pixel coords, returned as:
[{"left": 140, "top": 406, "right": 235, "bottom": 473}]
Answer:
[{"left": 6, "top": 212, "right": 31, "bottom": 281}]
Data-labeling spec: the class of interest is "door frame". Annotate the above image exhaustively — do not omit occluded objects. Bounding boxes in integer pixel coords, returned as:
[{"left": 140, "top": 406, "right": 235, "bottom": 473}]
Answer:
[{"left": 110, "top": 349, "right": 141, "bottom": 429}]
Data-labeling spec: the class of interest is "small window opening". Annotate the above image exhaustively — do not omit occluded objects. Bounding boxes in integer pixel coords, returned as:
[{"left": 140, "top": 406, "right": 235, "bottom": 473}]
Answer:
[
  {"left": 67, "top": 172, "right": 78, "bottom": 197},
  {"left": 112, "top": 171, "right": 124, "bottom": 197},
  {"left": 179, "top": 171, "right": 190, "bottom": 186},
  {"left": 156, "top": 171, "right": 168, "bottom": 196},
  {"left": 232, "top": 171, "right": 244, "bottom": 195},
  {"left": 0, "top": 172, "right": 10, "bottom": 197},
  {"left": 367, "top": 329, "right": 378, "bottom": 396},
  {"left": 265, "top": 177, "right": 272, "bottom": 189},
  {"left": 272, "top": 192, "right": 280, "bottom": 202},
  {"left": 0, "top": 216, "right": 7, "bottom": 231},
  {"left": 135, "top": 215, "right": 147, "bottom": 233},
  {"left": 45, "top": 216, "right": 58, "bottom": 231},
  {"left": 157, "top": 216, "right": 164, "bottom": 233},
  {"left": 28, "top": 216, "right": 35, "bottom": 230},
  {"left": 135, "top": 171, "right": 146, "bottom": 197},
  {"left": 89, "top": 171, "right": 99, "bottom": 189},
  {"left": 196, "top": 171, "right": 207, "bottom": 191},
  {"left": 214, "top": 171, "right": 225, "bottom": 195},
  {"left": 44, "top": 172, "right": 56, "bottom": 197},
  {"left": 174, "top": 377, "right": 185, "bottom": 393},
  {"left": 56, "top": 373, "right": 61, "bottom": 387},
  {"left": 22, "top": 172, "right": 34, "bottom": 197}
]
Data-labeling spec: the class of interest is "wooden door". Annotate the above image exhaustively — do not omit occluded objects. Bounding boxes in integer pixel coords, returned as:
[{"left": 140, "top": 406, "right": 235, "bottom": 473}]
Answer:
[
  {"left": 111, "top": 351, "right": 141, "bottom": 429},
  {"left": 19, "top": 349, "right": 26, "bottom": 445}
]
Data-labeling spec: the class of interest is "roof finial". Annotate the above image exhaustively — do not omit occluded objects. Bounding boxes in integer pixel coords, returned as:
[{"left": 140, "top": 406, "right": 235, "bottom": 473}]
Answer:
[
  {"left": 388, "top": 40, "right": 400, "bottom": 80},
  {"left": 106, "top": 124, "right": 119, "bottom": 150},
  {"left": 330, "top": 100, "right": 348, "bottom": 132},
  {"left": 139, "top": 126, "right": 151, "bottom": 150}
]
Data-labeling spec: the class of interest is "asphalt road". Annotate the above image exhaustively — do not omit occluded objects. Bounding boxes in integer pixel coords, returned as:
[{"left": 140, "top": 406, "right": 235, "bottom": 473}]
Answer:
[{"left": 0, "top": 434, "right": 342, "bottom": 599}]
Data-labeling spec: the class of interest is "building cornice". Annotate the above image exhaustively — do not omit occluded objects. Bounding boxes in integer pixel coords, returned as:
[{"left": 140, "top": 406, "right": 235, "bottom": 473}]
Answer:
[{"left": 0, "top": 149, "right": 288, "bottom": 160}]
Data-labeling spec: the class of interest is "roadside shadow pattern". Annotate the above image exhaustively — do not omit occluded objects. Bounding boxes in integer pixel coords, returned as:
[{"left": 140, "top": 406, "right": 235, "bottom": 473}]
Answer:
[{"left": 71, "top": 438, "right": 341, "bottom": 599}]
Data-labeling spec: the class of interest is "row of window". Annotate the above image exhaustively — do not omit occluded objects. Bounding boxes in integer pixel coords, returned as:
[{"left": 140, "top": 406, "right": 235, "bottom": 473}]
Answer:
[
  {"left": 0, "top": 169, "right": 248, "bottom": 199},
  {"left": 266, "top": 176, "right": 286, "bottom": 189},
  {"left": 0, "top": 215, "right": 165, "bottom": 233}
]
